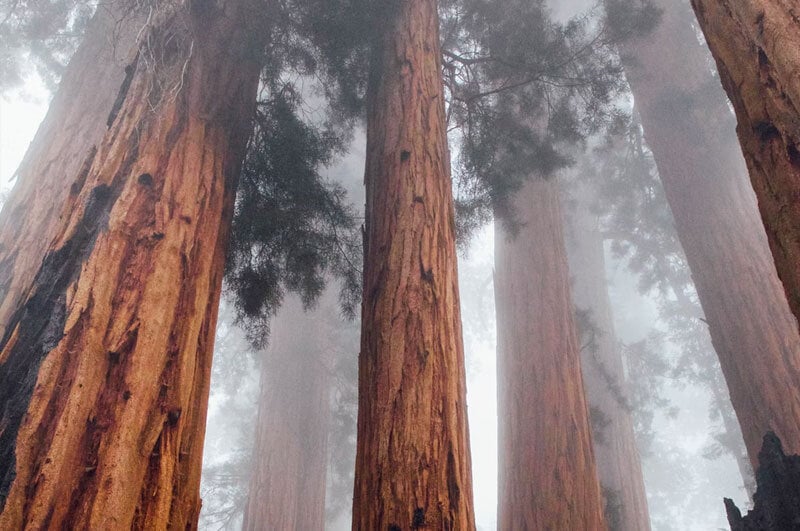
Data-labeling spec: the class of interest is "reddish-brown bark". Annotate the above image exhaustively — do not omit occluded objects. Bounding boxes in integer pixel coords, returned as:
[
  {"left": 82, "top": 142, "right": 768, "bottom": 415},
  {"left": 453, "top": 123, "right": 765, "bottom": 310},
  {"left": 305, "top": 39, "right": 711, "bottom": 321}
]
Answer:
[
  {"left": 565, "top": 184, "right": 651, "bottom": 531},
  {"left": 494, "top": 178, "right": 606, "bottom": 530},
  {"left": 689, "top": 0, "right": 800, "bottom": 329},
  {"left": 352, "top": 0, "right": 475, "bottom": 528},
  {"left": 0, "top": 2, "right": 265, "bottom": 528},
  {"left": 243, "top": 295, "right": 331, "bottom": 531},
  {"left": 621, "top": 0, "right": 800, "bottom": 463},
  {"left": 0, "top": 3, "right": 141, "bottom": 344}
]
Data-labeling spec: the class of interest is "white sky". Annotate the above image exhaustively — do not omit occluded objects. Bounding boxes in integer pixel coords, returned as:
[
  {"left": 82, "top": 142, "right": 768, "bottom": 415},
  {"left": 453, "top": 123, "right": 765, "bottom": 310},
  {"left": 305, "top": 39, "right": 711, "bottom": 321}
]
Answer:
[{"left": 0, "top": 81, "right": 49, "bottom": 188}]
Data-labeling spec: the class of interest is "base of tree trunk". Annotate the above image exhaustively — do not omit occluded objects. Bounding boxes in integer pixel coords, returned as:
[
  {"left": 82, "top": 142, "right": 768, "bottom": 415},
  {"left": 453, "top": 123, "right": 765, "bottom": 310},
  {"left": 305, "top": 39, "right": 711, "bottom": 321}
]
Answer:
[{"left": 725, "top": 432, "right": 800, "bottom": 530}]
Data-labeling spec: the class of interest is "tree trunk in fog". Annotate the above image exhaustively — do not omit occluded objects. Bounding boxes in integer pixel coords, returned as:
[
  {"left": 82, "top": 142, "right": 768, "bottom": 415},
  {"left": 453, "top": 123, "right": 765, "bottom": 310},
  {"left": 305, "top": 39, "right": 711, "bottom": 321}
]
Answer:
[
  {"left": 243, "top": 294, "right": 332, "bottom": 530},
  {"left": 565, "top": 184, "right": 651, "bottom": 531},
  {"left": 0, "top": 3, "right": 141, "bottom": 348},
  {"left": 352, "top": 0, "right": 476, "bottom": 528},
  {"left": 495, "top": 177, "right": 606, "bottom": 530},
  {"left": 690, "top": 0, "right": 800, "bottom": 332},
  {"left": 619, "top": 0, "right": 800, "bottom": 464},
  {"left": 0, "top": 2, "right": 264, "bottom": 528}
]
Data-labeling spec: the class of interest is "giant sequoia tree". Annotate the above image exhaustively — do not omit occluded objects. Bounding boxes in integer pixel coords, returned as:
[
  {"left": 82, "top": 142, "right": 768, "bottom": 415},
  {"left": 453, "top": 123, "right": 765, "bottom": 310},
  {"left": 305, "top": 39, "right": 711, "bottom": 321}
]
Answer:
[
  {"left": 0, "top": 1, "right": 267, "bottom": 526},
  {"left": 565, "top": 180, "right": 651, "bottom": 531},
  {"left": 352, "top": 0, "right": 476, "bottom": 527},
  {"left": 495, "top": 178, "right": 607, "bottom": 529},
  {"left": 688, "top": 2, "right": 800, "bottom": 334},
  {"left": 612, "top": 0, "right": 800, "bottom": 462}
]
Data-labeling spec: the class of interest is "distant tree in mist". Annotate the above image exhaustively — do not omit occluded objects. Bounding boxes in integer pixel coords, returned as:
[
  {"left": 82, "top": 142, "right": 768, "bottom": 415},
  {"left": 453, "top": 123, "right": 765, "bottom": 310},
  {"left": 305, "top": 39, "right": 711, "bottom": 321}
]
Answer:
[
  {"left": 565, "top": 180, "right": 651, "bottom": 531},
  {"left": 439, "top": 0, "right": 653, "bottom": 527},
  {"left": 591, "top": 118, "right": 757, "bottom": 503},
  {"left": 689, "top": 0, "right": 800, "bottom": 338},
  {"left": 609, "top": 0, "right": 800, "bottom": 465}
]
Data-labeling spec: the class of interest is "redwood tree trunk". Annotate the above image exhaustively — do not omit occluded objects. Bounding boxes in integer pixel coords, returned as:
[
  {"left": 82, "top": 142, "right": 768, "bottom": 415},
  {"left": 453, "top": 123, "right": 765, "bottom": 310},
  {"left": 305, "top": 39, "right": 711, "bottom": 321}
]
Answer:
[
  {"left": 494, "top": 178, "right": 606, "bottom": 530},
  {"left": 0, "top": 2, "right": 141, "bottom": 343},
  {"left": 619, "top": 0, "right": 800, "bottom": 463},
  {"left": 0, "top": 2, "right": 264, "bottom": 528},
  {"left": 565, "top": 183, "right": 651, "bottom": 531},
  {"left": 243, "top": 294, "right": 331, "bottom": 530},
  {"left": 352, "top": 0, "right": 476, "bottom": 528},
  {"left": 689, "top": 0, "right": 800, "bottom": 330}
]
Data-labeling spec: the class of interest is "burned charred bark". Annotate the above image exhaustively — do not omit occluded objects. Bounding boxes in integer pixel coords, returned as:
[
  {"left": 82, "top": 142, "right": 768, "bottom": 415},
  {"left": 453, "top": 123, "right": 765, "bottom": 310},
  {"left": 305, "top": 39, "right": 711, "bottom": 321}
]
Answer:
[
  {"left": 0, "top": 2, "right": 142, "bottom": 347},
  {"left": 619, "top": 0, "right": 800, "bottom": 463},
  {"left": 351, "top": 0, "right": 476, "bottom": 528},
  {"left": 725, "top": 432, "right": 800, "bottom": 530},
  {"left": 495, "top": 178, "right": 606, "bottom": 530},
  {"left": 243, "top": 294, "right": 332, "bottom": 530},
  {"left": 565, "top": 182, "right": 651, "bottom": 531},
  {"left": 0, "top": 1, "right": 266, "bottom": 528}
]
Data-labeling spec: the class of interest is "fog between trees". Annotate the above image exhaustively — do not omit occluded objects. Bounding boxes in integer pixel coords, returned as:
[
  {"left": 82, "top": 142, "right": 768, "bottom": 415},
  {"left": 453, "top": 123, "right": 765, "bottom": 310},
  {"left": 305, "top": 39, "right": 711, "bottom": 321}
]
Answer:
[{"left": 1, "top": 0, "right": 799, "bottom": 529}]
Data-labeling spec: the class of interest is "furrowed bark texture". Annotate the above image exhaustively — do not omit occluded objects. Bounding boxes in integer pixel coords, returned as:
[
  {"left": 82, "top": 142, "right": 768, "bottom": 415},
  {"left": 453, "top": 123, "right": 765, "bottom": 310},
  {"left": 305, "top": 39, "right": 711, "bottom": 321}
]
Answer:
[
  {"left": 622, "top": 0, "right": 800, "bottom": 463},
  {"left": 565, "top": 184, "right": 651, "bottom": 531},
  {"left": 494, "top": 178, "right": 606, "bottom": 530},
  {"left": 243, "top": 294, "right": 331, "bottom": 530},
  {"left": 0, "top": 2, "right": 264, "bottom": 527},
  {"left": 690, "top": 0, "right": 800, "bottom": 330},
  {"left": 0, "top": 2, "right": 142, "bottom": 344},
  {"left": 352, "top": 0, "right": 476, "bottom": 528}
]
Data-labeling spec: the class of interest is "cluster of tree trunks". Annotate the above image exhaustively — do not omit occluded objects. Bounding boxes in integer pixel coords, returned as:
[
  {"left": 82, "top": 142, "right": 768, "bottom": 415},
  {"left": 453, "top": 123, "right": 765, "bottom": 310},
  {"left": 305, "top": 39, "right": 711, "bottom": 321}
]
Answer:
[
  {"left": 620, "top": 0, "right": 800, "bottom": 463},
  {"left": 352, "top": 0, "right": 476, "bottom": 528},
  {"left": 565, "top": 181, "right": 651, "bottom": 531},
  {"left": 689, "top": 0, "right": 800, "bottom": 334},
  {"left": 243, "top": 294, "right": 332, "bottom": 530},
  {"left": 725, "top": 432, "right": 800, "bottom": 530},
  {"left": 0, "top": 1, "right": 266, "bottom": 527},
  {"left": 494, "top": 177, "right": 606, "bottom": 529}
]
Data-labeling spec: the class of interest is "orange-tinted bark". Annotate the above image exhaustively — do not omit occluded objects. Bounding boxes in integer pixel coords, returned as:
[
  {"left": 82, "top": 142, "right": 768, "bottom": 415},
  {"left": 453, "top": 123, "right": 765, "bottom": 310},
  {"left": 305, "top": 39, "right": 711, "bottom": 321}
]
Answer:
[
  {"left": 495, "top": 178, "right": 606, "bottom": 530},
  {"left": 352, "top": 0, "right": 475, "bottom": 528},
  {"left": 621, "top": 0, "right": 800, "bottom": 463},
  {"left": 565, "top": 184, "right": 651, "bottom": 531},
  {"left": 0, "top": 2, "right": 264, "bottom": 527},
  {"left": 243, "top": 295, "right": 331, "bottom": 530},
  {"left": 0, "top": 3, "right": 141, "bottom": 344}
]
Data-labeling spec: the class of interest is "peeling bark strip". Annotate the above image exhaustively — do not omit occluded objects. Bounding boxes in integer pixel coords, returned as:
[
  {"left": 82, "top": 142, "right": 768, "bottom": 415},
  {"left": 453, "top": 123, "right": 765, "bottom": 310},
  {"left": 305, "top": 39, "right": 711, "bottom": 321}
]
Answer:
[
  {"left": 352, "top": 0, "right": 476, "bottom": 528},
  {"left": 637, "top": 0, "right": 800, "bottom": 462},
  {"left": 0, "top": 178, "right": 129, "bottom": 511},
  {"left": 494, "top": 178, "right": 606, "bottom": 530},
  {"left": 0, "top": 2, "right": 143, "bottom": 354},
  {"left": 0, "top": 1, "right": 266, "bottom": 528}
]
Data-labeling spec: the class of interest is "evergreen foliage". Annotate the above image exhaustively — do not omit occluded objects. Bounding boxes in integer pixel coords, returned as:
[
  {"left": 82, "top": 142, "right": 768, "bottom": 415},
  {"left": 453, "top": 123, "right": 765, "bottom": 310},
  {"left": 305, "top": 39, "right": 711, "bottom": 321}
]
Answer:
[
  {"left": 440, "top": 0, "right": 627, "bottom": 240},
  {"left": 225, "top": 85, "right": 361, "bottom": 346},
  {"left": 0, "top": 0, "right": 90, "bottom": 90}
]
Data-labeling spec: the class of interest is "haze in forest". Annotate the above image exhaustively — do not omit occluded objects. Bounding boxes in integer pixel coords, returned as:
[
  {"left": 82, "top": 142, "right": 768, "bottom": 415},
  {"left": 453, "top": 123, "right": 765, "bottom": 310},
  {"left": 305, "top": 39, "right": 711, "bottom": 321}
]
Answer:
[{"left": 1, "top": 0, "right": 800, "bottom": 530}]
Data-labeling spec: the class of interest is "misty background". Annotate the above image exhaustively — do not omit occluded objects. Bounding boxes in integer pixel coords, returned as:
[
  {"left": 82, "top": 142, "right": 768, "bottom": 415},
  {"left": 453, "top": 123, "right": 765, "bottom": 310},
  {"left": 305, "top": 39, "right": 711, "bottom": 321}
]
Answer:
[{"left": 0, "top": 1, "right": 753, "bottom": 528}]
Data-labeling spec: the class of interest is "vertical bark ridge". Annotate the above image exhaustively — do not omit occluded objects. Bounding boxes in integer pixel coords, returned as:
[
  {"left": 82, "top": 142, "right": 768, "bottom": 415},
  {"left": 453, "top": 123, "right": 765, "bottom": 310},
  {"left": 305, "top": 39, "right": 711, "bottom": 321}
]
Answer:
[
  {"left": 352, "top": 0, "right": 475, "bottom": 528},
  {"left": 622, "top": 0, "right": 800, "bottom": 463},
  {"left": 494, "top": 178, "right": 606, "bottom": 530},
  {"left": 0, "top": 2, "right": 142, "bottom": 344},
  {"left": 0, "top": 1, "right": 265, "bottom": 528}
]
